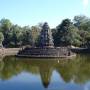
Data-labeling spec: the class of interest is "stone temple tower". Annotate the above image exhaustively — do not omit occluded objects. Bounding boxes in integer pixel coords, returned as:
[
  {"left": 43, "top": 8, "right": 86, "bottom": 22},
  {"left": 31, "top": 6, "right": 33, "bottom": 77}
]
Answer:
[
  {"left": 39, "top": 22, "right": 54, "bottom": 48},
  {"left": 17, "top": 22, "right": 75, "bottom": 58}
]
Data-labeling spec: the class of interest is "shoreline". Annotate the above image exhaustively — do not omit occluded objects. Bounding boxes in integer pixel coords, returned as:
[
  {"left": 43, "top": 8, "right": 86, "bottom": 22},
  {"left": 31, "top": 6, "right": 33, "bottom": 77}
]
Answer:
[
  {"left": 16, "top": 54, "right": 76, "bottom": 59},
  {"left": 0, "top": 48, "right": 21, "bottom": 56},
  {"left": 0, "top": 48, "right": 76, "bottom": 58}
]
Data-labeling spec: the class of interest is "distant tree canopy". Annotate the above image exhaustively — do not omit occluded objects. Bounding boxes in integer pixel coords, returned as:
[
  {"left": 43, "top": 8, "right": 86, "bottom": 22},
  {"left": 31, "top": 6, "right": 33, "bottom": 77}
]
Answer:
[
  {"left": 53, "top": 19, "right": 81, "bottom": 46},
  {"left": 0, "top": 18, "right": 41, "bottom": 47},
  {"left": 0, "top": 15, "right": 90, "bottom": 48}
]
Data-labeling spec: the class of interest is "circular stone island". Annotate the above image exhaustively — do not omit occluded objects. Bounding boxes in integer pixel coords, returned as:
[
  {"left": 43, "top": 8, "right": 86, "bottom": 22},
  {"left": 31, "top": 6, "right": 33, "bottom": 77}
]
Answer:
[
  {"left": 17, "top": 47, "right": 76, "bottom": 58},
  {"left": 17, "top": 22, "right": 76, "bottom": 58}
]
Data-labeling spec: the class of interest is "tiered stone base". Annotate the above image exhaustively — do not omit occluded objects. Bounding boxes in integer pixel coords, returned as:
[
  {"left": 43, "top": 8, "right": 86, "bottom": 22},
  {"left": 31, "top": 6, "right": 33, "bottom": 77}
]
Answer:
[{"left": 17, "top": 47, "right": 75, "bottom": 58}]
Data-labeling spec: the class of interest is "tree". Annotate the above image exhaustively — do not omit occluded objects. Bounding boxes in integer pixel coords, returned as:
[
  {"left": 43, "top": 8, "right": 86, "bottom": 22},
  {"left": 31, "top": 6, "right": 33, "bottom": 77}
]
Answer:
[
  {"left": 65, "top": 25, "right": 81, "bottom": 46},
  {"left": 73, "top": 15, "right": 90, "bottom": 31},
  {"left": 73, "top": 15, "right": 90, "bottom": 47},
  {"left": 85, "top": 33, "right": 90, "bottom": 48},
  {"left": 0, "top": 32, "right": 4, "bottom": 47},
  {"left": 22, "top": 26, "right": 33, "bottom": 46},
  {"left": 0, "top": 18, "right": 12, "bottom": 47},
  {"left": 0, "top": 18, "right": 12, "bottom": 31},
  {"left": 31, "top": 26, "right": 41, "bottom": 46},
  {"left": 10, "top": 25, "right": 22, "bottom": 47},
  {"left": 54, "top": 19, "right": 81, "bottom": 46},
  {"left": 54, "top": 19, "right": 71, "bottom": 46},
  {"left": 74, "top": 15, "right": 88, "bottom": 27}
]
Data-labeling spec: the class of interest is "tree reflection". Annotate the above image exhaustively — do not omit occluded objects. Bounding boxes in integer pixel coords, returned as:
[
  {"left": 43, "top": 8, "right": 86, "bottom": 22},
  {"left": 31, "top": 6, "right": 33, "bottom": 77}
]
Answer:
[
  {"left": 56, "top": 55, "right": 90, "bottom": 83},
  {"left": 0, "top": 55, "right": 90, "bottom": 88}
]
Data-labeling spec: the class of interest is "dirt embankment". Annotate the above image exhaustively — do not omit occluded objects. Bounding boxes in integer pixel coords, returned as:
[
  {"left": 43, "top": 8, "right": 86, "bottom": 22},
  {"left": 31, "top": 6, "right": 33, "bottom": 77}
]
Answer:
[{"left": 0, "top": 48, "right": 21, "bottom": 56}]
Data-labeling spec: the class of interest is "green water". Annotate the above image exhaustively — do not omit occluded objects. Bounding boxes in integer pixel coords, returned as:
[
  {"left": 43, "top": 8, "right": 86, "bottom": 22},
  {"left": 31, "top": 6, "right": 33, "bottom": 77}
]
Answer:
[{"left": 0, "top": 55, "right": 90, "bottom": 90}]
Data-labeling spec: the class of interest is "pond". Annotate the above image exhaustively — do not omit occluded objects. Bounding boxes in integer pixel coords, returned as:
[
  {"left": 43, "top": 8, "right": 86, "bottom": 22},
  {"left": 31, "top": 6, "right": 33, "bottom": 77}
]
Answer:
[{"left": 0, "top": 55, "right": 90, "bottom": 90}]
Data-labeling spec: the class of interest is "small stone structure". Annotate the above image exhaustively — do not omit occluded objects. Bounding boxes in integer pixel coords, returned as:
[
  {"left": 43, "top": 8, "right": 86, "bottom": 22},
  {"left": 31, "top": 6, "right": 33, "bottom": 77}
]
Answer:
[{"left": 17, "top": 22, "right": 75, "bottom": 58}]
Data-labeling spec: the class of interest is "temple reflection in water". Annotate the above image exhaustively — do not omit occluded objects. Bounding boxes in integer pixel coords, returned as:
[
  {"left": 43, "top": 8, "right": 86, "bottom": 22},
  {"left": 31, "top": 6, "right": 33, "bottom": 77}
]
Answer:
[{"left": 0, "top": 55, "right": 90, "bottom": 88}]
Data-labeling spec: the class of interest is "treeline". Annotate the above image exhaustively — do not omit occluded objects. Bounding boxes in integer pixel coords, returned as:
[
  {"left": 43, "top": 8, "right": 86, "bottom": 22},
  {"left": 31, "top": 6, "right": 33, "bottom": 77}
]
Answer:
[
  {"left": 0, "top": 19, "right": 41, "bottom": 47},
  {"left": 0, "top": 15, "right": 90, "bottom": 48},
  {"left": 53, "top": 15, "right": 90, "bottom": 47}
]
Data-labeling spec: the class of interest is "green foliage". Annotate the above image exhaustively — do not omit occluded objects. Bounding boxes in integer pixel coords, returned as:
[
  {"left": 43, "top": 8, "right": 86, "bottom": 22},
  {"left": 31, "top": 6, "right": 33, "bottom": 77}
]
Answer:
[
  {"left": 66, "top": 25, "right": 82, "bottom": 46},
  {"left": 22, "top": 26, "right": 33, "bottom": 46},
  {"left": 54, "top": 19, "right": 71, "bottom": 46},
  {"left": 74, "top": 15, "right": 89, "bottom": 28},
  {"left": 73, "top": 15, "right": 90, "bottom": 47},
  {"left": 0, "top": 32, "right": 4, "bottom": 47},
  {"left": 54, "top": 19, "right": 81, "bottom": 46},
  {"left": 0, "top": 18, "right": 12, "bottom": 47},
  {"left": 0, "top": 18, "right": 12, "bottom": 32},
  {"left": 31, "top": 26, "right": 41, "bottom": 46},
  {"left": 0, "top": 15, "right": 90, "bottom": 48},
  {"left": 9, "top": 25, "right": 22, "bottom": 47}
]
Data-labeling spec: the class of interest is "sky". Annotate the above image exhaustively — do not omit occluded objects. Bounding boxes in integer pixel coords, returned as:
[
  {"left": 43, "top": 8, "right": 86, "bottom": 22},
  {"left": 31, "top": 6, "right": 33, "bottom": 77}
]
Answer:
[{"left": 0, "top": 0, "right": 90, "bottom": 28}]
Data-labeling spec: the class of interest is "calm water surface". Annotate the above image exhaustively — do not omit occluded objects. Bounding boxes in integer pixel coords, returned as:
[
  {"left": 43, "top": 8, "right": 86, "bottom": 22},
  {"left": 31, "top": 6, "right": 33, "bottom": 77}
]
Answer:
[{"left": 0, "top": 55, "right": 90, "bottom": 90}]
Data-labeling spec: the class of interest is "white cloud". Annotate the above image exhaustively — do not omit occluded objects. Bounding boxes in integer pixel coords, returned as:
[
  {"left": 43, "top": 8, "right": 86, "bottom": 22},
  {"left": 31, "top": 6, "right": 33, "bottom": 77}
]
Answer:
[{"left": 83, "top": 0, "right": 89, "bottom": 8}]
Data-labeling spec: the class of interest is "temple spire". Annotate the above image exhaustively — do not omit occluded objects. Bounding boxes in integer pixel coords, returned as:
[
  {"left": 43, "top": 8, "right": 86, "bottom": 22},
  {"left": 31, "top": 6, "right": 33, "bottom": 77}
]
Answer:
[{"left": 39, "top": 22, "right": 54, "bottom": 48}]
